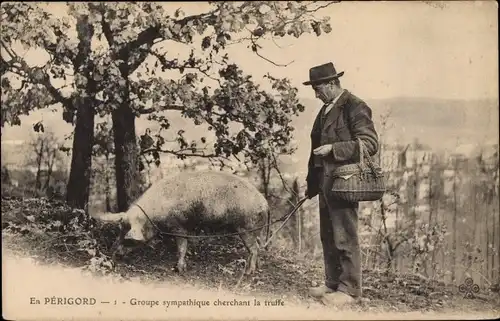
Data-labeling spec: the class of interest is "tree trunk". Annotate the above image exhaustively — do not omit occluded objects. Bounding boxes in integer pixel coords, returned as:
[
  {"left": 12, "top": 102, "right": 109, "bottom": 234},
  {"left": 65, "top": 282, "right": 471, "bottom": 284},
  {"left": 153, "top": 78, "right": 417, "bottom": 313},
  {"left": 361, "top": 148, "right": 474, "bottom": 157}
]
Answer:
[
  {"left": 66, "top": 99, "right": 94, "bottom": 210},
  {"left": 258, "top": 157, "right": 272, "bottom": 243},
  {"left": 298, "top": 204, "right": 303, "bottom": 254},
  {"left": 411, "top": 164, "right": 418, "bottom": 270},
  {"left": 486, "top": 199, "right": 491, "bottom": 282},
  {"left": 426, "top": 170, "right": 434, "bottom": 277},
  {"left": 66, "top": 15, "right": 95, "bottom": 211},
  {"left": 451, "top": 167, "right": 458, "bottom": 283},
  {"left": 105, "top": 153, "right": 112, "bottom": 212},
  {"left": 289, "top": 178, "right": 301, "bottom": 250},
  {"left": 497, "top": 179, "right": 500, "bottom": 286},
  {"left": 35, "top": 140, "right": 44, "bottom": 191},
  {"left": 44, "top": 149, "right": 56, "bottom": 191},
  {"left": 112, "top": 102, "right": 140, "bottom": 212}
]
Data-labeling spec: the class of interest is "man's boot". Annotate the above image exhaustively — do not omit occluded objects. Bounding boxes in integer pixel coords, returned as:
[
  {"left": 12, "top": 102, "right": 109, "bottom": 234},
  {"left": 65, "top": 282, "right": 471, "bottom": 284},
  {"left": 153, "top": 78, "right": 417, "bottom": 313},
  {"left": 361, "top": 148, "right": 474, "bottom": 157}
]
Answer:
[
  {"left": 308, "top": 285, "right": 336, "bottom": 298},
  {"left": 321, "top": 291, "right": 356, "bottom": 307}
]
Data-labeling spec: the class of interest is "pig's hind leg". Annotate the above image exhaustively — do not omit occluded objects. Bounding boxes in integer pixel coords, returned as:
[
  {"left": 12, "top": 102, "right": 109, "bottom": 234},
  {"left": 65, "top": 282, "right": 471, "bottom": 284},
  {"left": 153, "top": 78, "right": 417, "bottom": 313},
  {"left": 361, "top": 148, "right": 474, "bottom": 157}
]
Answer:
[
  {"left": 175, "top": 236, "right": 188, "bottom": 274},
  {"left": 237, "top": 228, "right": 260, "bottom": 275}
]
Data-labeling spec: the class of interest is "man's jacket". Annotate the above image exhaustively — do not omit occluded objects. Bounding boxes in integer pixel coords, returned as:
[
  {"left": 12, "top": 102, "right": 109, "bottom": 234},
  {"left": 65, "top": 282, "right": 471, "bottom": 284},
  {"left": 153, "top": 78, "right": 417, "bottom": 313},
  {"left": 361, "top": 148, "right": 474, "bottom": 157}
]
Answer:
[{"left": 306, "top": 90, "right": 379, "bottom": 199}]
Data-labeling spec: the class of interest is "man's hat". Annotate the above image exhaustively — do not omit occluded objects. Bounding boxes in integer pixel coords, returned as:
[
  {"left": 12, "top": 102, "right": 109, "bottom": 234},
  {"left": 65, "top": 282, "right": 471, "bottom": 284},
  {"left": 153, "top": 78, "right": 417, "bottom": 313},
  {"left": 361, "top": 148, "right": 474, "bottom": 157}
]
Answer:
[{"left": 303, "top": 62, "right": 344, "bottom": 86}]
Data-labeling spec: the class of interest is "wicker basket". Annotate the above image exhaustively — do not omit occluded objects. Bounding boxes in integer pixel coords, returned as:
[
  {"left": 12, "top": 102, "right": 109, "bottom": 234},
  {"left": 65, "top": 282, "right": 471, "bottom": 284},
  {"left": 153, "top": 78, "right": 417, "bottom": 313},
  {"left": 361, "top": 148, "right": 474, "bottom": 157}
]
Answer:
[{"left": 330, "top": 138, "right": 386, "bottom": 202}]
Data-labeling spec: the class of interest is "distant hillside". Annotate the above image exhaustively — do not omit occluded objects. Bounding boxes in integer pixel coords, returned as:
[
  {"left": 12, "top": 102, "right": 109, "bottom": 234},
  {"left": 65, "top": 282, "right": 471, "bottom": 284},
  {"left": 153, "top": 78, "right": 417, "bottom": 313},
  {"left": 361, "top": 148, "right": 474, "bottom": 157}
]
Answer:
[
  {"left": 293, "top": 96, "right": 498, "bottom": 148},
  {"left": 281, "top": 96, "right": 498, "bottom": 174},
  {"left": 2, "top": 97, "right": 498, "bottom": 174}
]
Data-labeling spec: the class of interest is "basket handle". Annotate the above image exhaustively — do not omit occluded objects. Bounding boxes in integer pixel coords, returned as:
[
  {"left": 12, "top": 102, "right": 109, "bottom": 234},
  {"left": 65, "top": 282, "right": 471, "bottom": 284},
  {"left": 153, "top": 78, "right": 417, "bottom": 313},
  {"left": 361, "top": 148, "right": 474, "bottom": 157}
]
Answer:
[
  {"left": 357, "top": 137, "right": 380, "bottom": 176},
  {"left": 358, "top": 137, "right": 365, "bottom": 166}
]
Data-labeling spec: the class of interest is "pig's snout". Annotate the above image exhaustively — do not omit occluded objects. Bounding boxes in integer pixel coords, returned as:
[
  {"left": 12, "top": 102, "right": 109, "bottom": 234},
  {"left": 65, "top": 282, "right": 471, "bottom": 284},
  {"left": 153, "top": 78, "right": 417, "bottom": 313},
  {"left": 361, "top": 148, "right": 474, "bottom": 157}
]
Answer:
[
  {"left": 123, "top": 228, "right": 146, "bottom": 246},
  {"left": 122, "top": 238, "right": 144, "bottom": 247}
]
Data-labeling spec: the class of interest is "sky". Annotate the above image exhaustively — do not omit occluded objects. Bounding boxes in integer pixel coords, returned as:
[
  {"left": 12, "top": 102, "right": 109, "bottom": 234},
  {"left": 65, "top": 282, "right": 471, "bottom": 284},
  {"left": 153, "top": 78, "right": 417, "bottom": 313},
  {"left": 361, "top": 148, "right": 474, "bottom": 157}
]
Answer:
[
  {"left": 1, "top": 1, "right": 498, "bottom": 152},
  {"left": 227, "top": 0, "right": 498, "bottom": 101},
  {"left": 152, "top": 1, "right": 499, "bottom": 101}
]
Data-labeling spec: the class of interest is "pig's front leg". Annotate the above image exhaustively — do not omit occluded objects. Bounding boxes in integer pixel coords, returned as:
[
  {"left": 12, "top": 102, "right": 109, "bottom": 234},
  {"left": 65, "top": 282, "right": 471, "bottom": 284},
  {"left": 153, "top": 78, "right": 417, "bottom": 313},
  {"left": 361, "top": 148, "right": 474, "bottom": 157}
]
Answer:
[{"left": 175, "top": 236, "right": 188, "bottom": 273}]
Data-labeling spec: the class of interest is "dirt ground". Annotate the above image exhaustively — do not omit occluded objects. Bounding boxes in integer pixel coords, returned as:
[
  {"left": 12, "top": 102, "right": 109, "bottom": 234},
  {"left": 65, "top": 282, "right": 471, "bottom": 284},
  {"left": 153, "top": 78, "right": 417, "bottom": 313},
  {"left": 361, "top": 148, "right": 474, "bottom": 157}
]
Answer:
[
  {"left": 3, "top": 243, "right": 499, "bottom": 321},
  {"left": 2, "top": 196, "right": 499, "bottom": 320}
]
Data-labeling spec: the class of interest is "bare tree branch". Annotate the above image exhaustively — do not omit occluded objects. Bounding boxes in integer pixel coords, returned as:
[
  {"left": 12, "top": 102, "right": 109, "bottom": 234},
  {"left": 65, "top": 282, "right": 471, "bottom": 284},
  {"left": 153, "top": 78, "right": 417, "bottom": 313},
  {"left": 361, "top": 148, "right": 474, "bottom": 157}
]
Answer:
[
  {"left": 394, "top": 237, "right": 409, "bottom": 251},
  {"left": 0, "top": 40, "right": 17, "bottom": 61},
  {"left": 115, "top": 6, "right": 221, "bottom": 61},
  {"left": 128, "top": 47, "right": 152, "bottom": 74},
  {"left": 226, "top": 36, "right": 253, "bottom": 46},
  {"left": 99, "top": 8, "right": 114, "bottom": 47},
  {"left": 254, "top": 48, "right": 294, "bottom": 67},
  {"left": 305, "top": 1, "right": 340, "bottom": 13},
  {"left": 148, "top": 49, "right": 222, "bottom": 86},
  {"left": 137, "top": 104, "right": 185, "bottom": 114},
  {"left": 141, "top": 146, "right": 220, "bottom": 159},
  {"left": 246, "top": 31, "right": 294, "bottom": 67}
]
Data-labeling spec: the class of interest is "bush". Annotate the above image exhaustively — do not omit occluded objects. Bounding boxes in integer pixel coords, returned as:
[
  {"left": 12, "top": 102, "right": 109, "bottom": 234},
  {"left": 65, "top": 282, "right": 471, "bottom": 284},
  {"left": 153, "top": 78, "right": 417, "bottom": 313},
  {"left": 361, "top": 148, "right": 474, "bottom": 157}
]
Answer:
[
  {"left": 1, "top": 183, "right": 45, "bottom": 199},
  {"left": 1, "top": 196, "right": 119, "bottom": 274},
  {"left": 1, "top": 166, "right": 11, "bottom": 184}
]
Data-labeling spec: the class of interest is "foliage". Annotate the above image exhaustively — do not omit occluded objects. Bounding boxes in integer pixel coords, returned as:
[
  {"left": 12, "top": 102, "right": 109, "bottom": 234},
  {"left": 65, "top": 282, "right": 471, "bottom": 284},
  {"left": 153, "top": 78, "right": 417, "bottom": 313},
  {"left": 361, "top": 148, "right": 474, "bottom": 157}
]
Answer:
[
  {"left": 0, "top": 1, "right": 334, "bottom": 160},
  {"left": 1, "top": 169, "right": 68, "bottom": 202},
  {"left": 145, "top": 67, "right": 305, "bottom": 165},
  {"left": 407, "top": 223, "right": 448, "bottom": 274},
  {"left": 92, "top": 119, "right": 115, "bottom": 157},
  {"left": 1, "top": 195, "right": 119, "bottom": 274},
  {"left": 360, "top": 143, "right": 499, "bottom": 290},
  {"left": 1, "top": 2, "right": 77, "bottom": 127},
  {"left": 0, "top": 0, "right": 334, "bottom": 127},
  {"left": 1, "top": 166, "right": 11, "bottom": 185}
]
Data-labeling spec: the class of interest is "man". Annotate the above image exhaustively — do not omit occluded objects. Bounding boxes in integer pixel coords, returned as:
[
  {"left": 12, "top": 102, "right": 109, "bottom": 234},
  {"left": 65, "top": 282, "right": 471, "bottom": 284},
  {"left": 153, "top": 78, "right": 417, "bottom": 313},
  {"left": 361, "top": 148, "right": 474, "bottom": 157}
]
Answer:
[{"left": 303, "top": 62, "right": 379, "bottom": 306}]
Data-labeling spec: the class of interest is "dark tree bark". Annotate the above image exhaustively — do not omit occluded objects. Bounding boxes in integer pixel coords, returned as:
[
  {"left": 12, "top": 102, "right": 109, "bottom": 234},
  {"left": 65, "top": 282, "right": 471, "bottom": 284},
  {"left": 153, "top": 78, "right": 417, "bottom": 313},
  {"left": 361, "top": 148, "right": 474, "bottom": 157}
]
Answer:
[
  {"left": 66, "top": 97, "right": 95, "bottom": 209},
  {"left": 98, "top": 13, "right": 165, "bottom": 213},
  {"left": 34, "top": 139, "right": 44, "bottom": 191},
  {"left": 110, "top": 46, "right": 149, "bottom": 212},
  {"left": 66, "top": 15, "right": 96, "bottom": 210},
  {"left": 105, "top": 153, "right": 112, "bottom": 212},
  {"left": 451, "top": 161, "right": 458, "bottom": 283},
  {"left": 43, "top": 148, "right": 57, "bottom": 191},
  {"left": 112, "top": 101, "right": 140, "bottom": 212},
  {"left": 112, "top": 57, "right": 140, "bottom": 212},
  {"left": 258, "top": 156, "right": 272, "bottom": 243}
]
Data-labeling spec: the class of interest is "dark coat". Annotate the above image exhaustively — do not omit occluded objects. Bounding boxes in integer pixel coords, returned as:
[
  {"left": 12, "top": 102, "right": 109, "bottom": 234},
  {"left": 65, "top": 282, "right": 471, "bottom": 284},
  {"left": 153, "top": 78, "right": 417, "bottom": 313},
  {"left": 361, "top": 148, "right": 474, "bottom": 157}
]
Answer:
[{"left": 306, "top": 90, "right": 379, "bottom": 199}]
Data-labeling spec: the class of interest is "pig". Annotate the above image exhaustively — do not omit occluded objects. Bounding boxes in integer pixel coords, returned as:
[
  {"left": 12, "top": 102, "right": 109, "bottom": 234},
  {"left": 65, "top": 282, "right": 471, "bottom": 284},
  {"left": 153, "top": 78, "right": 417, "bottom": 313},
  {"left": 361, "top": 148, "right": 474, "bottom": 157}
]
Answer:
[{"left": 95, "top": 170, "right": 269, "bottom": 275}]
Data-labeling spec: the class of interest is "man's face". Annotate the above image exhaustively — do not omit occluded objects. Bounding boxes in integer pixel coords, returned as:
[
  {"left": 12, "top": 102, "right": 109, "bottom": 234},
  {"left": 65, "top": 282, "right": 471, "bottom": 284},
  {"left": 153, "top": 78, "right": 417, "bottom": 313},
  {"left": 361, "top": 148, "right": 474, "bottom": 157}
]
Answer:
[{"left": 312, "top": 82, "right": 335, "bottom": 103}]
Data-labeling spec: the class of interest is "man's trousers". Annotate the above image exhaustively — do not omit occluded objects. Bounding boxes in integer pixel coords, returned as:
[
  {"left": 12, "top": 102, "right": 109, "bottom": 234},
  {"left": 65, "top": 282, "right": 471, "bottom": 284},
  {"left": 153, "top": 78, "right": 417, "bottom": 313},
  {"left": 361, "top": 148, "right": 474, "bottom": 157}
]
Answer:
[{"left": 318, "top": 173, "right": 362, "bottom": 298}]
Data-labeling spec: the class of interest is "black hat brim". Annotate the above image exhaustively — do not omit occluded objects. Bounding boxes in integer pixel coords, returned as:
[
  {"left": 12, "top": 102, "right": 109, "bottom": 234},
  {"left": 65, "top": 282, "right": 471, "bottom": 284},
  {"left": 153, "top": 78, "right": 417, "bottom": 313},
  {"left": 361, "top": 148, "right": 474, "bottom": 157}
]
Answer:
[{"left": 303, "top": 71, "right": 344, "bottom": 86}]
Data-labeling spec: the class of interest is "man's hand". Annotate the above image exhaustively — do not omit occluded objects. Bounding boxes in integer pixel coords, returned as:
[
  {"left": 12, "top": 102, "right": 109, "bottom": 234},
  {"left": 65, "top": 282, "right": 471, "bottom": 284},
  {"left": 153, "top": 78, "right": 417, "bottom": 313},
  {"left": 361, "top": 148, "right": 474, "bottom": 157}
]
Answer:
[
  {"left": 313, "top": 144, "right": 333, "bottom": 157},
  {"left": 305, "top": 187, "right": 316, "bottom": 199}
]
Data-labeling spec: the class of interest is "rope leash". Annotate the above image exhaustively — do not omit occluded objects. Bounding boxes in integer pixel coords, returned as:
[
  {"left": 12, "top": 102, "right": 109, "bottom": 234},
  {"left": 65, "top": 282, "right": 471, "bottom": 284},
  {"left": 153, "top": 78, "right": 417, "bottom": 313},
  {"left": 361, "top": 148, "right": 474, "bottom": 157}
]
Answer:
[
  {"left": 133, "top": 197, "right": 308, "bottom": 245},
  {"left": 260, "top": 197, "right": 307, "bottom": 249}
]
